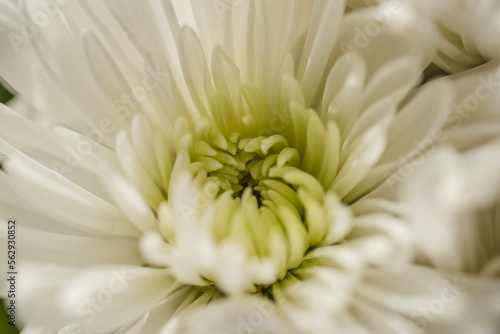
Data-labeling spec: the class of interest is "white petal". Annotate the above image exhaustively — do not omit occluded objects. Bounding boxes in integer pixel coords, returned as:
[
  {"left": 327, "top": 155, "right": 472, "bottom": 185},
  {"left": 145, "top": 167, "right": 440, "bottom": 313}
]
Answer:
[
  {"left": 59, "top": 266, "right": 179, "bottom": 333},
  {"left": 1, "top": 150, "right": 140, "bottom": 238},
  {"left": 16, "top": 227, "right": 143, "bottom": 267},
  {"left": 161, "top": 296, "right": 294, "bottom": 334},
  {"left": 99, "top": 165, "right": 159, "bottom": 234}
]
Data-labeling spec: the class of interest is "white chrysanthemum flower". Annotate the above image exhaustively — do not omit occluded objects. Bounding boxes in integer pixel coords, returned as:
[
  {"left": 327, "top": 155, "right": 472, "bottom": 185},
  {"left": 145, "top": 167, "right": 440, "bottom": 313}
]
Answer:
[{"left": 0, "top": 1, "right": 499, "bottom": 334}]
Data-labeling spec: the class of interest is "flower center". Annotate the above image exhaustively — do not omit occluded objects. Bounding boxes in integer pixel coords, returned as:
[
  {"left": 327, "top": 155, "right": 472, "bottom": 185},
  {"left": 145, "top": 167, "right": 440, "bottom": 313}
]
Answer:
[
  {"left": 191, "top": 133, "right": 300, "bottom": 208},
  {"left": 155, "top": 113, "right": 350, "bottom": 295}
]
